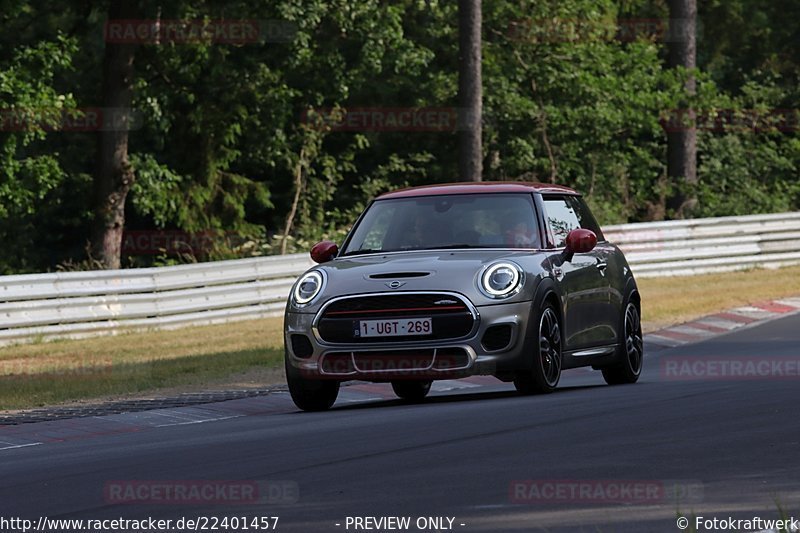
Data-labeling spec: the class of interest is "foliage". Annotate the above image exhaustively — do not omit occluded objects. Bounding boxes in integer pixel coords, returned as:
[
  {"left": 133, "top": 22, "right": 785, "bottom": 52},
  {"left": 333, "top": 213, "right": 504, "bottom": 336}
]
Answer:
[
  {"left": 0, "top": 0, "right": 797, "bottom": 273},
  {"left": 0, "top": 35, "right": 79, "bottom": 273}
]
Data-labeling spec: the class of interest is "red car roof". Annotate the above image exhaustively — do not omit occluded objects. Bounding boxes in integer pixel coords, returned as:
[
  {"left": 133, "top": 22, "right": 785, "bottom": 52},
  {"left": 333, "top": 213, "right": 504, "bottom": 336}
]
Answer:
[{"left": 377, "top": 181, "right": 578, "bottom": 200}]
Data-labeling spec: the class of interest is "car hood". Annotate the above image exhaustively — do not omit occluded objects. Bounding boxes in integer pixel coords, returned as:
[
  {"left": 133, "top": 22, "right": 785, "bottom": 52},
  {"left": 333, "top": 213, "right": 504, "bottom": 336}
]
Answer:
[{"left": 295, "top": 249, "right": 551, "bottom": 312}]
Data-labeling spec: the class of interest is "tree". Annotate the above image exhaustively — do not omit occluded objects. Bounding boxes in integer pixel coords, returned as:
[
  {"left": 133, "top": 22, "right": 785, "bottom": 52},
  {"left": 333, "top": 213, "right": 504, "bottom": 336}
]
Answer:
[
  {"left": 1, "top": 0, "right": 799, "bottom": 274},
  {"left": 458, "top": 0, "right": 482, "bottom": 182},
  {"left": 666, "top": 0, "right": 697, "bottom": 218},
  {"left": 92, "top": 0, "right": 141, "bottom": 269},
  {"left": 0, "top": 22, "right": 78, "bottom": 274}
]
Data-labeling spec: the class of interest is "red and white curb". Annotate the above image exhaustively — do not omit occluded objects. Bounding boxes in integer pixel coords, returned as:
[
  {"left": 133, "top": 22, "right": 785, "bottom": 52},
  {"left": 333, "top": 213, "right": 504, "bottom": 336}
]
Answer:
[{"left": 645, "top": 297, "right": 800, "bottom": 349}]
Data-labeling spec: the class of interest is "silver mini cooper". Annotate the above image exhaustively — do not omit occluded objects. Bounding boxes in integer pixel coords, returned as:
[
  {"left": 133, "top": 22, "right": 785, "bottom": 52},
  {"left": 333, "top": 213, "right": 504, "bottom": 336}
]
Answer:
[{"left": 284, "top": 182, "right": 642, "bottom": 411}]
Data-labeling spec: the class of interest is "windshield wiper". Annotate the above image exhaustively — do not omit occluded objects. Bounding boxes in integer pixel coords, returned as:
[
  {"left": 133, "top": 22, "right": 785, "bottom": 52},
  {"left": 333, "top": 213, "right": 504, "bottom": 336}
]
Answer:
[
  {"left": 342, "top": 244, "right": 486, "bottom": 256},
  {"left": 340, "top": 248, "right": 393, "bottom": 256},
  {"left": 417, "top": 244, "right": 487, "bottom": 250}
]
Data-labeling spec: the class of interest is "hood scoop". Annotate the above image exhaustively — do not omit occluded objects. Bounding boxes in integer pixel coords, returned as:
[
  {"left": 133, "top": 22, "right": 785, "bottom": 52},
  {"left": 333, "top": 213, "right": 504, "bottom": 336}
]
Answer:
[{"left": 368, "top": 272, "right": 431, "bottom": 279}]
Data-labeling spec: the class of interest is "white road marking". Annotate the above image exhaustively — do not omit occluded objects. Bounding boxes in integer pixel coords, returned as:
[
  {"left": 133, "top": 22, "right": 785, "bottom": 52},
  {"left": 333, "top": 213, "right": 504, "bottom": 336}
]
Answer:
[
  {"left": 0, "top": 442, "right": 43, "bottom": 451},
  {"left": 146, "top": 410, "right": 216, "bottom": 421},
  {"left": 154, "top": 414, "right": 243, "bottom": 427}
]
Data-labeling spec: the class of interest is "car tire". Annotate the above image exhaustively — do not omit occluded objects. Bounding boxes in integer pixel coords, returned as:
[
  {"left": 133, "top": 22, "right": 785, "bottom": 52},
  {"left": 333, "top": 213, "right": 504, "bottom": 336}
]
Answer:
[
  {"left": 391, "top": 380, "right": 432, "bottom": 402},
  {"left": 285, "top": 358, "right": 340, "bottom": 411},
  {"left": 602, "top": 299, "right": 643, "bottom": 385},
  {"left": 514, "top": 302, "right": 562, "bottom": 394}
]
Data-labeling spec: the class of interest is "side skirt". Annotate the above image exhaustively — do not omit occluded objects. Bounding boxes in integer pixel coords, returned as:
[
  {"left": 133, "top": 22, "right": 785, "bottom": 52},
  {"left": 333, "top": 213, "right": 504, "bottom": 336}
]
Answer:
[{"left": 563, "top": 343, "right": 619, "bottom": 369}]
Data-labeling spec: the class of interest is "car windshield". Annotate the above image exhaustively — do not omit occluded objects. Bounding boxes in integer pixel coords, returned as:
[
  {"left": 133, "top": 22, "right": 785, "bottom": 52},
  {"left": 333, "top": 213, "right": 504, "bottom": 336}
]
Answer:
[{"left": 342, "top": 193, "right": 541, "bottom": 255}]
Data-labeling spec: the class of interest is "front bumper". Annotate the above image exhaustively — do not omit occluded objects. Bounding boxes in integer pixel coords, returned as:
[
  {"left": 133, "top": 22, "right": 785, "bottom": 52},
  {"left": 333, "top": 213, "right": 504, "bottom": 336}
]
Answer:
[{"left": 284, "top": 298, "right": 534, "bottom": 380}]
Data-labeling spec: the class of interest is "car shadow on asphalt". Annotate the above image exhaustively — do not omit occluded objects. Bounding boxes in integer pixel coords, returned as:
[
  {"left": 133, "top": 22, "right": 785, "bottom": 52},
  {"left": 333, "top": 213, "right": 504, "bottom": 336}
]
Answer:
[{"left": 329, "top": 383, "right": 608, "bottom": 411}]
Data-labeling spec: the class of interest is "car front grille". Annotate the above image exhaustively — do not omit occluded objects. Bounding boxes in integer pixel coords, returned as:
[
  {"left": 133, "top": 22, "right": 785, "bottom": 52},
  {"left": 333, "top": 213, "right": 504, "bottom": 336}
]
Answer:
[{"left": 316, "top": 293, "right": 475, "bottom": 344}]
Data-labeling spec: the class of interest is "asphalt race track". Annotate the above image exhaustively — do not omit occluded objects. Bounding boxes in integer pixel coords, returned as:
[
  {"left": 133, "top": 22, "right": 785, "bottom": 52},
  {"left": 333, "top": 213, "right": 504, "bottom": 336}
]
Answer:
[{"left": 2, "top": 313, "right": 799, "bottom": 533}]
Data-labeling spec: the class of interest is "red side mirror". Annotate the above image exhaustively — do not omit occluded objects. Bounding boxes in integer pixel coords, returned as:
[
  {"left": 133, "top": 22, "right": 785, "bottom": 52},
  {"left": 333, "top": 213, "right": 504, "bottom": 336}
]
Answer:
[
  {"left": 564, "top": 228, "right": 597, "bottom": 256},
  {"left": 310, "top": 241, "right": 338, "bottom": 264}
]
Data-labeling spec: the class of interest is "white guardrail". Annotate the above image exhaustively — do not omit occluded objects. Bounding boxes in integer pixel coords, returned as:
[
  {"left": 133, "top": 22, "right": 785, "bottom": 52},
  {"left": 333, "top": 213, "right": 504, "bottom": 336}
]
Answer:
[{"left": 1, "top": 211, "right": 799, "bottom": 345}]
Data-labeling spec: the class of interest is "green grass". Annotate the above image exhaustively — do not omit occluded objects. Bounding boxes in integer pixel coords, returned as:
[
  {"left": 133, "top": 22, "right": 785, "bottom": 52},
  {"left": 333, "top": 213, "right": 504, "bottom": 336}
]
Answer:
[
  {"left": 0, "top": 318, "right": 285, "bottom": 410},
  {"left": 0, "top": 347, "right": 283, "bottom": 410},
  {"left": 637, "top": 265, "right": 800, "bottom": 332}
]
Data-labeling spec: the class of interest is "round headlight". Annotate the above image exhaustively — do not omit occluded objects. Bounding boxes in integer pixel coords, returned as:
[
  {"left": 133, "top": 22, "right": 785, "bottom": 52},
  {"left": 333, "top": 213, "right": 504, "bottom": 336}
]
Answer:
[
  {"left": 480, "top": 262, "right": 523, "bottom": 298},
  {"left": 293, "top": 271, "right": 325, "bottom": 306}
]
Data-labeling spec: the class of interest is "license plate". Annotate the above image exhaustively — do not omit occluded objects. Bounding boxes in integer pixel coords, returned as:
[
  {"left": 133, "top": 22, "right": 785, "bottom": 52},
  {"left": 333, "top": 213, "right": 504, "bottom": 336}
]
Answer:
[{"left": 356, "top": 317, "right": 433, "bottom": 338}]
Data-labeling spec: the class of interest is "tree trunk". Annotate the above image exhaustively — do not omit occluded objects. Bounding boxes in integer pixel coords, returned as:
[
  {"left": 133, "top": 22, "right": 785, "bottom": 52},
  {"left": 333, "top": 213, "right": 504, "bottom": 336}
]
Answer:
[
  {"left": 280, "top": 145, "right": 307, "bottom": 255},
  {"left": 666, "top": 0, "right": 697, "bottom": 218},
  {"left": 458, "top": 0, "right": 482, "bottom": 182},
  {"left": 92, "top": 1, "right": 140, "bottom": 269}
]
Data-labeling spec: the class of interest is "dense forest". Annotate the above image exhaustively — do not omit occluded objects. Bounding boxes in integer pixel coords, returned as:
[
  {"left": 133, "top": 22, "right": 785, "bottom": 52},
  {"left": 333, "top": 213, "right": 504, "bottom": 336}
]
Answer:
[{"left": 0, "top": 0, "right": 798, "bottom": 274}]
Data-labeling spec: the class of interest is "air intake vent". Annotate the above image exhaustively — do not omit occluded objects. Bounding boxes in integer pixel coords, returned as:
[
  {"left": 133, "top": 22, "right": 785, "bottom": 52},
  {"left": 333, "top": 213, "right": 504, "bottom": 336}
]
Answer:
[
  {"left": 368, "top": 272, "right": 430, "bottom": 279},
  {"left": 482, "top": 325, "right": 513, "bottom": 352},
  {"left": 291, "top": 334, "right": 314, "bottom": 358}
]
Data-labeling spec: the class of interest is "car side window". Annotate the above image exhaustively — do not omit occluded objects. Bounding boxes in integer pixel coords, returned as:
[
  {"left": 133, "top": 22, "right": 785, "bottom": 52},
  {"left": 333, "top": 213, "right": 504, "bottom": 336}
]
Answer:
[
  {"left": 543, "top": 197, "right": 582, "bottom": 248},
  {"left": 567, "top": 196, "right": 605, "bottom": 241}
]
